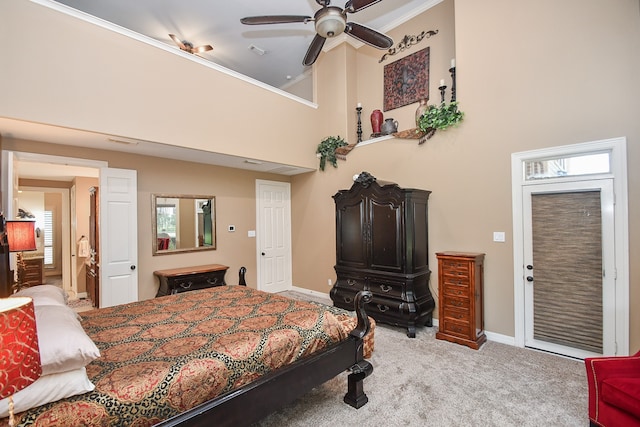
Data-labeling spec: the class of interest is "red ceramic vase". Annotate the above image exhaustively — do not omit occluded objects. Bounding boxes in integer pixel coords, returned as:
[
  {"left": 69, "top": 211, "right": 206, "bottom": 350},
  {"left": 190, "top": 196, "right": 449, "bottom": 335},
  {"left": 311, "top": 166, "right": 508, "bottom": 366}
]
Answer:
[{"left": 370, "top": 109, "right": 383, "bottom": 134}]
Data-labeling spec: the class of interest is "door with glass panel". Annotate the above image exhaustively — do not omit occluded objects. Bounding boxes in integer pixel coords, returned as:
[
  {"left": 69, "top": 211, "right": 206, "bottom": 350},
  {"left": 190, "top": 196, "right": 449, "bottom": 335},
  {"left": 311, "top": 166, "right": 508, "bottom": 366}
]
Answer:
[{"left": 523, "top": 179, "right": 615, "bottom": 359}]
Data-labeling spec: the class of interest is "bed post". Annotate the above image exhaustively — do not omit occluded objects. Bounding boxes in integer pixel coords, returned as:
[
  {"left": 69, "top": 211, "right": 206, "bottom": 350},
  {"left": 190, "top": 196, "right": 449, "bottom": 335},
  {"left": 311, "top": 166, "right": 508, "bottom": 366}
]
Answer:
[
  {"left": 344, "top": 290, "right": 373, "bottom": 408},
  {"left": 238, "top": 267, "right": 247, "bottom": 286}
]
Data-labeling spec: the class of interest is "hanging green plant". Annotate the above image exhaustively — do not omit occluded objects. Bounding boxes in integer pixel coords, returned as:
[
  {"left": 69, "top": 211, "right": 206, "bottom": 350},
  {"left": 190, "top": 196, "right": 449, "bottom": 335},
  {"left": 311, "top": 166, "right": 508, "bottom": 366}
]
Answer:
[
  {"left": 316, "top": 135, "right": 348, "bottom": 171},
  {"left": 418, "top": 101, "right": 464, "bottom": 133}
]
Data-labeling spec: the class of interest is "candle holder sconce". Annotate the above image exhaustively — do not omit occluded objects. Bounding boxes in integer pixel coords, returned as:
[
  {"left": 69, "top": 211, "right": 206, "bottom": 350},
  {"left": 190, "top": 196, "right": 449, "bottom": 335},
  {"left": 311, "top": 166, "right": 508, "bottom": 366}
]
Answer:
[
  {"left": 449, "top": 66, "right": 456, "bottom": 102},
  {"left": 356, "top": 106, "right": 363, "bottom": 143}
]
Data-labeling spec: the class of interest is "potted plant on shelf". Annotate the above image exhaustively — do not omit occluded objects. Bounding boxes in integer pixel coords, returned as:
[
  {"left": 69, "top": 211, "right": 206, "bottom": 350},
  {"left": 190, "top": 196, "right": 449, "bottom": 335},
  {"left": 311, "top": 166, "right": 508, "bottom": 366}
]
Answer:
[
  {"left": 316, "top": 135, "right": 348, "bottom": 171},
  {"left": 417, "top": 101, "right": 464, "bottom": 138}
]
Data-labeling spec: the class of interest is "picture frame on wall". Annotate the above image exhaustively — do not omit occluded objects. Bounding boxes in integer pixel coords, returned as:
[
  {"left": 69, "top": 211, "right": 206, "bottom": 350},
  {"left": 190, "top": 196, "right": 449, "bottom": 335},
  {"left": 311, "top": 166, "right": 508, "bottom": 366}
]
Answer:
[{"left": 383, "top": 47, "right": 430, "bottom": 112}]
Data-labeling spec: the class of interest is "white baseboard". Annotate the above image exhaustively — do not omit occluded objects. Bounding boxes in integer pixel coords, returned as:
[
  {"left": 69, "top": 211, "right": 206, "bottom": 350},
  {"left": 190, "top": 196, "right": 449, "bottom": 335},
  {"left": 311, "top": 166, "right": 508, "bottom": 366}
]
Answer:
[
  {"left": 485, "top": 330, "right": 516, "bottom": 346},
  {"left": 290, "top": 286, "right": 331, "bottom": 301},
  {"left": 77, "top": 291, "right": 88, "bottom": 299},
  {"left": 290, "top": 286, "right": 518, "bottom": 347},
  {"left": 431, "top": 319, "right": 516, "bottom": 346}
]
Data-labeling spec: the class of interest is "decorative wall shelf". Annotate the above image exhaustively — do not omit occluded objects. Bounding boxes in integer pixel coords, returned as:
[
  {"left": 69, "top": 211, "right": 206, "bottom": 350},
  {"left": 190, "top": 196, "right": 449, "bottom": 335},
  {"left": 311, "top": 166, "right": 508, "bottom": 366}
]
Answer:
[
  {"left": 335, "top": 144, "right": 357, "bottom": 160},
  {"left": 393, "top": 127, "right": 435, "bottom": 145},
  {"left": 333, "top": 128, "right": 432, "bottom": 161}
]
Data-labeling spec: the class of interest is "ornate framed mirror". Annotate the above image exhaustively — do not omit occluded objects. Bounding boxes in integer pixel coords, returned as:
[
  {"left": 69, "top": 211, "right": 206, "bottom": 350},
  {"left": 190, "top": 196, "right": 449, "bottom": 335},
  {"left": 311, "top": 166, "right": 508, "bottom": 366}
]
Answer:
[{"left": 152, "top": 194, "right": 216, "bottom": 255}]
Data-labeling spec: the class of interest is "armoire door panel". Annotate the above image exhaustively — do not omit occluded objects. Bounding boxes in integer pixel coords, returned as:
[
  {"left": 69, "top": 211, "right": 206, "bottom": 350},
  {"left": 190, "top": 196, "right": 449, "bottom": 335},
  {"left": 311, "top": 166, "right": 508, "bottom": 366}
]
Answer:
[
  {"left": 369, "top": 201, "right": 402, "bottom": 271},
  {"left": 336, "top": 200, "right": 367, "bottom": 267}
]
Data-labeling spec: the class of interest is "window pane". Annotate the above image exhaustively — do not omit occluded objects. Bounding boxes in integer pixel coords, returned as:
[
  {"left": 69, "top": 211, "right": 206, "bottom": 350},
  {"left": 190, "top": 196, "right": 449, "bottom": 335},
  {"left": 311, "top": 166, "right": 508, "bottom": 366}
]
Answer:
[{"left": 525, "top": 152, "right": 610, "bottom": 181}]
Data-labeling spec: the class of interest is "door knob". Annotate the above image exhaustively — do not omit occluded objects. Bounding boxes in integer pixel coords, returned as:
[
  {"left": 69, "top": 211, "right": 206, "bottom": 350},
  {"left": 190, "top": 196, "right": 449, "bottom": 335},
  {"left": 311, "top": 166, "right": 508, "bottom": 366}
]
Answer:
[
  {"left": 526, "top": 265, "right": 533, "bottom": 270},
  {"left": 526, "top": 276, "right": 534, "bottom": 282},
  {"left": 261, "top": 252, "right": 265, "bottom": 256},
  {"left": 130, "top": 265, "right": 136, "bottom": 270}
]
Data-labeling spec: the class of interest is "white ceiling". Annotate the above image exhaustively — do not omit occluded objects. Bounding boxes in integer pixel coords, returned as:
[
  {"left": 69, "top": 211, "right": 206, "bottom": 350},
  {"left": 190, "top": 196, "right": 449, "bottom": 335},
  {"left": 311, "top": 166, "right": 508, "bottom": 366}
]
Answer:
[
  {"left": 52, "top": 0, "right": 435, "bottom": 90},
  {"left": 1, "top": 0, "right": 440, "bottom": 181}
]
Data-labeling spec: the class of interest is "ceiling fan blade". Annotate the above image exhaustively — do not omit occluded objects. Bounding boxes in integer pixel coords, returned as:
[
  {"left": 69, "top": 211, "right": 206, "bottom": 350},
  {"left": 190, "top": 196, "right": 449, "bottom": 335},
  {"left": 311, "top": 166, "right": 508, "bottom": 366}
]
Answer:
[
  {"left": 303, "top": 34, "right": 327, "bottom": 66},
  {"left": 345, "top": 0, "right": 381, "bottom": 13},
  {"left": 345, "top": 22, "right": 393, "bottom": 49},
  {"left": 169, "top": 33, "right": 186, "bottom": 50},
  {"left": 194, "top": 45, "right": 213, "bottom": 54},
  {"left": 240, "top": 15, "right": 312, "bottom": 25}
]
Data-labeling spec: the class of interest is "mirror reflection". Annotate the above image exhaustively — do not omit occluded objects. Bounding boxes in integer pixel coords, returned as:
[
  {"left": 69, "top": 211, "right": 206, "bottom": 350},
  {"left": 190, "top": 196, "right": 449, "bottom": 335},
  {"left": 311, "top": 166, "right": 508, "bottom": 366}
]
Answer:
[{"left": 152, "top": 194, "right": 216, "bottom": 255}]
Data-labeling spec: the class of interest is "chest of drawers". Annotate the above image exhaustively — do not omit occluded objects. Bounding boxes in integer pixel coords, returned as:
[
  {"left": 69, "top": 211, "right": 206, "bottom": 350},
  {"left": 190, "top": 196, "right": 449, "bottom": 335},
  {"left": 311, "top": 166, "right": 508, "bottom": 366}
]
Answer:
[
  {"left": 22, "top": 257, "right": 45, "bottom": 288},
  {"left": 435, "top": 252, "right": 486, "bottom": 349},
  {"left": 154, "top": 264, "right": 228, "bottom": 297}
]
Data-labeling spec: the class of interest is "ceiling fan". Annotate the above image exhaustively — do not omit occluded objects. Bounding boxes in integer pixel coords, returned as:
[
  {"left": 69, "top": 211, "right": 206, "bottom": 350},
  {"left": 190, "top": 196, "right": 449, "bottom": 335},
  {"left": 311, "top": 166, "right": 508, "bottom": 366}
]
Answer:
[
  {"left": 169, "top": 34, "right": 213, "bottom": 55},
  {"left": 240, "top": 0, "right": 393, "bottom": 66}
]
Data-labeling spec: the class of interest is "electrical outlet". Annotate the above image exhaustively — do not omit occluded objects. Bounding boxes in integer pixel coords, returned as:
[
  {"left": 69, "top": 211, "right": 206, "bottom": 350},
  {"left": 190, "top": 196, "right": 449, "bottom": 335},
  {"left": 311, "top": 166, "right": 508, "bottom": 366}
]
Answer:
[{"left": 228, "top": 225, "right": 235, "bottom": 232}]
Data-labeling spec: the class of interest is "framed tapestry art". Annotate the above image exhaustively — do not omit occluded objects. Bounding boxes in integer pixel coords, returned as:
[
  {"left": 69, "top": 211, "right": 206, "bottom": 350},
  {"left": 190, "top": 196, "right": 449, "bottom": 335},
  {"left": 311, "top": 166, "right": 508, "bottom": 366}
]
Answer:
[{"left": 383, "top": 47, "right": 430, "bottom": 112}]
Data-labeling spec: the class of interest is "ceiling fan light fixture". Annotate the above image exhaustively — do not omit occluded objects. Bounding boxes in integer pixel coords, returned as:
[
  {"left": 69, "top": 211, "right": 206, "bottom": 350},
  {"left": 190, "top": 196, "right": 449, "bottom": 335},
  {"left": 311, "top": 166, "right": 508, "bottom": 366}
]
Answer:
[{"left": 315, "top": 7, "right": 346, "bottom": 38}]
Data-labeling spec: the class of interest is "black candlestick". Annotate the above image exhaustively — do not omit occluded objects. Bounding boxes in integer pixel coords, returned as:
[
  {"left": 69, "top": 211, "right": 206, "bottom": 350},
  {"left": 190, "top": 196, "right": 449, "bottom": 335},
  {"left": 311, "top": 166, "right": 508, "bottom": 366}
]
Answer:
[
  {"left": 438, "top": 85, "right": 447, "bottom": 104},
  {"left": 449, "top": 66, "right": 456, "bottom": 102},
  {"left": 356, "top": 106, "right": 363, "bottom": 143}
]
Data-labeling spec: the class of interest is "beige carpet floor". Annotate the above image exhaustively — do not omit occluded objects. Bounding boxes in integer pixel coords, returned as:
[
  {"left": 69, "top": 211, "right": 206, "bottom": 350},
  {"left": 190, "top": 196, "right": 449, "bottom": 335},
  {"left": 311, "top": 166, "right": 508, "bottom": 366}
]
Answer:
[{"left": 258, "top": 291, "right": 587, "bottom": 426}]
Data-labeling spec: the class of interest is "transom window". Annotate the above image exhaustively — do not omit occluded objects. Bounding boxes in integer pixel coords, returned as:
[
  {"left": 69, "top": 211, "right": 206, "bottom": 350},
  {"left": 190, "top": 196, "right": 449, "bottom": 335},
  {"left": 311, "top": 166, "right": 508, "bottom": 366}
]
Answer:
[{"left": 524, "top": 152, "right": 610, "bottom": 181}]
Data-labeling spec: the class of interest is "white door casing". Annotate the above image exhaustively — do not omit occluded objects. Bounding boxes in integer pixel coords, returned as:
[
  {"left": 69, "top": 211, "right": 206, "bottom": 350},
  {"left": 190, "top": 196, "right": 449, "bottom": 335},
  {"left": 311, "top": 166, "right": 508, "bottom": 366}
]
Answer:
[
  {"left": 256, "top": 180, "right": 292, "bottom": 293},
  {"left": 100, "top": 167, "right": 138, "bottom": 307},
  {"left": 511, "top": 137, "right": 629, "bottom": 356},
  {"left": 522, "top": 179, "right": 615, "bottom": 359},
  {"left": 2, "top": 152, "right": 73, "bottom": 294}
]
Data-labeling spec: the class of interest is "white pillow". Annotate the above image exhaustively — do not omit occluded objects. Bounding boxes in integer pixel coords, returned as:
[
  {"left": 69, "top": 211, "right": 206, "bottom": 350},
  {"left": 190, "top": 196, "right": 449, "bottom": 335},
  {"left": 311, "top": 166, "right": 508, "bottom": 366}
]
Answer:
[
  {"left": 12, "top": 285, "right": 68, "bottom": 307},
  {"left": 0, "top": 367, "right": 95, "bottom": 418},
  {"left": 34, "top": 305, "right": 101, "bottom": 375}
]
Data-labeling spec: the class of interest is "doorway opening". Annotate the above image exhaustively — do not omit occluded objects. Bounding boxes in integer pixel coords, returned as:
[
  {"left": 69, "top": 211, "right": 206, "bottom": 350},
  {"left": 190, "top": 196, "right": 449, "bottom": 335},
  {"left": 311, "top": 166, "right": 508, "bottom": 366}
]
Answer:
[
  {"left": 3, "top": 151, "right": 104, "bottom": 301},
  {"left": 511, "top": 137, "right": 629, "bottom": 357}
]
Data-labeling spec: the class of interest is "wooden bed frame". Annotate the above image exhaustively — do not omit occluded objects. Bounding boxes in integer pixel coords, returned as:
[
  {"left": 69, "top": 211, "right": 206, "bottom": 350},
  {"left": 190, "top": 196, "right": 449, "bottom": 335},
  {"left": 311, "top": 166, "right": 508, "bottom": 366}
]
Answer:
[
  {"left": 157, "top": 288, "right": 374, "bottom": 426},
  {"left": 0, "top": 240, "right": 374, "bottom": 426}
]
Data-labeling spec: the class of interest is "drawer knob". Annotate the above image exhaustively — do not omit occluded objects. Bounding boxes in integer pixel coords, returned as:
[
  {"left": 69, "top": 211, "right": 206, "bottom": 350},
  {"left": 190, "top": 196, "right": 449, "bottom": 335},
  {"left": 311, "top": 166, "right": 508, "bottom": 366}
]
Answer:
[
  {"left": 344, "top": 296, "right": 353, "bottom": 304},
  {"left": 379, "top": 284, "right": 392, "bottom": 293},
  {"left": 376, "top": 304, "right": 390, "bottom": 313},
  {"left": 347, "top": 279, "right": 357, "bottom": 286},
  {"left": 206, "top": 278, "right": 219, "bottom": 285},
  {"left": 180, "top": 281, "right": 193, "bottom": 289}
]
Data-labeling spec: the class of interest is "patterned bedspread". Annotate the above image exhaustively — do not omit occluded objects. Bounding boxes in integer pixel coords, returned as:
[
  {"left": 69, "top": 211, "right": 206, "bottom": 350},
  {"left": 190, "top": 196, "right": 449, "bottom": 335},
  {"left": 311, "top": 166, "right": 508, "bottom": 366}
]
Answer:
[{"left": 8, "top": 286, "right": 373, "bottom": 426}]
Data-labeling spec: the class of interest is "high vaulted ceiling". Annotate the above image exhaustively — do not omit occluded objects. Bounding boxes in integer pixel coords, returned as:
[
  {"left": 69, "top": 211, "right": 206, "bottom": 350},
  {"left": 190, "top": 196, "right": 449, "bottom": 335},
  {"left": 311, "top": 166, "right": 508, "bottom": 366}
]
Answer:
[
  {"left": 2, "top": 0, "right": 440, "bottom": 180},
  {"left": 52, "top": 0, "right": 436, "bottom": 92}
]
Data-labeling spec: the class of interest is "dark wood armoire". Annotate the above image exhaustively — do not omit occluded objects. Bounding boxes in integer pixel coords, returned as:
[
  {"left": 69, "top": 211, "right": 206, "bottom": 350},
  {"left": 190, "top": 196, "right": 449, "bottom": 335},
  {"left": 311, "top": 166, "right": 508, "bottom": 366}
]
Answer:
[{"left": 330, "top": 172, "right": 435, "bottom": 337}]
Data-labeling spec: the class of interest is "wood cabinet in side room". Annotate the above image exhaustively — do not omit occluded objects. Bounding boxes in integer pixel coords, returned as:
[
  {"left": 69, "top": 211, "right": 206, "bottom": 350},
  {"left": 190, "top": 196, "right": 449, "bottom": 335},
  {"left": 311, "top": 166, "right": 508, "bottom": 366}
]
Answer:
[{"left": 87, "top": 186, "right": 99, "bottom": 308}]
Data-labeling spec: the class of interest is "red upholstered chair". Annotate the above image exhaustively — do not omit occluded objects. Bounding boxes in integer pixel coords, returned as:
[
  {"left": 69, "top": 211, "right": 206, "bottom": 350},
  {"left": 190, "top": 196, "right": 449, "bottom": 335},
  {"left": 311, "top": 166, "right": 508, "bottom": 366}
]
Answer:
[{"left": 585, "top": 350, "right": 640, "bottom": 427}]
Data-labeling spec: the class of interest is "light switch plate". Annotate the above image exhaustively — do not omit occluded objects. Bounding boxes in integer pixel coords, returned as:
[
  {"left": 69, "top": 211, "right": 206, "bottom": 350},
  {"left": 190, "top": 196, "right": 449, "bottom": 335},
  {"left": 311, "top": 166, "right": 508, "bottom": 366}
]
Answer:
[{"left": 493, "top": 231, "right": 506, "bottom": 242}]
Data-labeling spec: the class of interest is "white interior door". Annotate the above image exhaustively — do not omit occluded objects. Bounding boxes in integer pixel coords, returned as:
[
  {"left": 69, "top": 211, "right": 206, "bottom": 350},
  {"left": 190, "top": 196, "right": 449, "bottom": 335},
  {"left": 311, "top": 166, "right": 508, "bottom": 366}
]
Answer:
[
  {"left": 256, "top": 180, "right": 291, "bottom": 293},
  {"left": 100, "top": 167, "right": 138, "bottom": 307},
  {"left": 522, "top": 179, "right": 615, "bottom": 358}
]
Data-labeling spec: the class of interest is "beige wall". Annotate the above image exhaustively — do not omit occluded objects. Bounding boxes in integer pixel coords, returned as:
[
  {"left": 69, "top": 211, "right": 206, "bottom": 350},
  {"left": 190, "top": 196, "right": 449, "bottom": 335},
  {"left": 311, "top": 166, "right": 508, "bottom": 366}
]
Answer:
[
  {"left": 1, "top": 1, "right": 638, "bottom": 350},
  {"left": 292, "top": 0, "right": 640, "bottom": 350},
  {"left": 2, "top": 138, "right": 289, "bottom": 301},
  {"left": 0, "top": 0, "right": 322, "bottom": 169}
]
